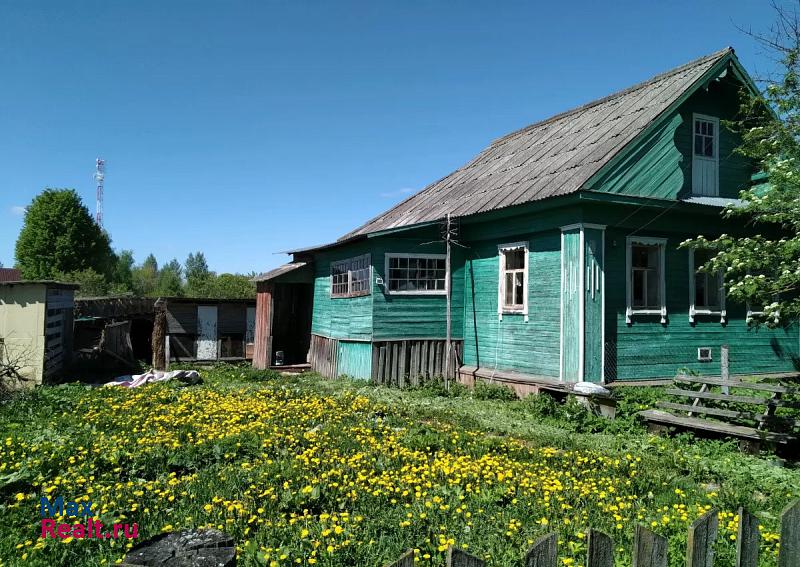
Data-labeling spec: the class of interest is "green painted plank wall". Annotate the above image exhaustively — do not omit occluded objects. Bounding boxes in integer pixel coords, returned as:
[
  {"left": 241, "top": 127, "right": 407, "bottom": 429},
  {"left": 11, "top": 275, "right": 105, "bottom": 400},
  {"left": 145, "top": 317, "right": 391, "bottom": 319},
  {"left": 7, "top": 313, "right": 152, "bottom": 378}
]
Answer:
[
  {"left": 588, "top": 77, "right": 755, "bottom": 201},
  {"left": 310, "top": 242, "right": 373, "bottom": 341},
  {"left": 675, "top": 80, "right": 754, "bottom": 200},
  {"left": 561, "top": 229, "right": 580, "bottom": 381},
  {"left": 336, "top": 340, "right": 372, "bottom": 380},
  {"left": 370, "top": 235, "right": 464, "bottom": 341},
  {"left": 604, "top": 227, "right": 799, "bottom": 380},
  {"left": 462, "top": 231, "right": 561, "bottom": 377},
  {"left": 583, "top": 228, "right": 604, "bottom": 382}
]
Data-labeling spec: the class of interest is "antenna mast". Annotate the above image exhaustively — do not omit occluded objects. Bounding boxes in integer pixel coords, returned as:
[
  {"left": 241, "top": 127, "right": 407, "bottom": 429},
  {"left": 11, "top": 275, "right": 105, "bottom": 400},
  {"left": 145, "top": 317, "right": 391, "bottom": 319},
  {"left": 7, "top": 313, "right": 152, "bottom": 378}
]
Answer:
[{"left": 94, "top": 158, "right": 105, "bottom": 227}]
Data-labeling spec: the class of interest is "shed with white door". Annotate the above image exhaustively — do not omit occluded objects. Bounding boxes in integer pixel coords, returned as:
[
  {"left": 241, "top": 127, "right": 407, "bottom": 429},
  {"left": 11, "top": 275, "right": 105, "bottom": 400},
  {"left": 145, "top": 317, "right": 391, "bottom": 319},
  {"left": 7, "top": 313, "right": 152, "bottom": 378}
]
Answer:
[{"left": 164, "top": 297, "right": 256, "bottom": 362}]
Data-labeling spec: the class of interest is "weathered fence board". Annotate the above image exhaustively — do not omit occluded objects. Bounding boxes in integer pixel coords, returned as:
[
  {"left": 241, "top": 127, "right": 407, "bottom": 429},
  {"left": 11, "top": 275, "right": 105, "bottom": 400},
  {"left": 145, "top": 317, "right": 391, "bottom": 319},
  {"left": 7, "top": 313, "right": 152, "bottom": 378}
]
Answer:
[
  {"left": 587, "top": 529, "right": 613, "bottom": 567},
  {"left": 524, "top": 533, "right": 557, "bottom": 567},
  {"left": 736, "top": 508, "right": 759, "bottom": 567},
  {"left": 385, "top": 549, "right": 414, "bottom": 567},
  {"left": 779, "top": 500, "right": 800, "bottom": 567},
  {"left": 633, "top": 525, "right": 668, "bottom": 567},
  {"left": 686, "top": 508, "right": 718, "bottom": 567},
  {"left": 385, "top": 500, "right": 800, "bottom": 567},
  {"left": 372, "top": 339, "right": 462, "bottom": 385},
  {"left": 446, "top": 547, "right": 485, "bottom": 566}
]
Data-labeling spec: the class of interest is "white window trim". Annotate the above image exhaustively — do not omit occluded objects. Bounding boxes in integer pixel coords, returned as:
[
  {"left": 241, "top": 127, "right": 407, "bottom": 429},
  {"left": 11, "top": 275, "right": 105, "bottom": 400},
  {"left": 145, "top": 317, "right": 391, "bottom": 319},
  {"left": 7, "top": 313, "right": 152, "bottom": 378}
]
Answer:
[
  {"left": 688, "top": 248, "right": 726, "bottom": 324},
  {"left": 384, "top": 253, "right": 447, "bottom": 296},
  {"left": 497, "top": 241, "right": 529, "bottom": 322},
  {"left": 330, "top": 254, "right": 372, "bottom": 299},
  {"left": 692, "top": 113, "right": 720, "bottom": 197},
  {"left": 626, "top": 236, "right": 667, "bottom": 324}
]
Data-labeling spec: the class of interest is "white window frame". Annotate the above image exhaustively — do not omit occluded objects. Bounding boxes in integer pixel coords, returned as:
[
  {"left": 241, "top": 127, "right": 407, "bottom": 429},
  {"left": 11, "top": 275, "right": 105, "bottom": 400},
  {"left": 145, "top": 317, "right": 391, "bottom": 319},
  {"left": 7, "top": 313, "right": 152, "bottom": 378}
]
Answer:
[
  {"left": 497, "top": 241, "right": 529, "bottom": 322},
  {"left": 384, "top": 253, "right": 447, "bottom": 296},
  {"left": 688, "top": 248, "right": 726, "bottom": 323},
  {"left": 691, "top": 113, "right": 720, "bottom": 197},
  {"left": 330, "top": 254, "right": 371, "bottom": 299},
  {"left": 626, "top": 236, "right": 667, "bottom": 324}
]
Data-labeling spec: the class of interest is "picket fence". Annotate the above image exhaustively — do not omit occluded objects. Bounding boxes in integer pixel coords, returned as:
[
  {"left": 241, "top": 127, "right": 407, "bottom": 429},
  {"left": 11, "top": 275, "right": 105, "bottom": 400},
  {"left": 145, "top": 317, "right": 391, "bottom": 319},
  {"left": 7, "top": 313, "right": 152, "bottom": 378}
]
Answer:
[{"left": 386, "top": 500, "right": 799, "bottom": 567}]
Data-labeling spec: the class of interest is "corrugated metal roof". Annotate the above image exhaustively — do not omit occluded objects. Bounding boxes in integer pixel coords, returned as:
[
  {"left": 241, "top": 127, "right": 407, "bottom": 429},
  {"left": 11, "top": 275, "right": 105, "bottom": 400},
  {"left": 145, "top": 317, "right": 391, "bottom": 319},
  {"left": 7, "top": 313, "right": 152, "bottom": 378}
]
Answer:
[
  {"left": 340, "top": 48, "right": 733, "bottom": 241},
  {"left": 254, "top": 262, "right": 308, "bottom": 282}
]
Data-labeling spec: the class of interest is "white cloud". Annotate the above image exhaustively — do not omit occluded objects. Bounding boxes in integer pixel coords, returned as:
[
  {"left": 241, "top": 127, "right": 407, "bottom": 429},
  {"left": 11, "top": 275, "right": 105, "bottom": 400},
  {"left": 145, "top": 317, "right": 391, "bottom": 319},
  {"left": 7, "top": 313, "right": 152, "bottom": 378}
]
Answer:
[
  {"left": 380, "top": 187, "right": 416, "bottom": 199},
  {"left": 10, "top": 206, "right": 25, "bottom": 216}
]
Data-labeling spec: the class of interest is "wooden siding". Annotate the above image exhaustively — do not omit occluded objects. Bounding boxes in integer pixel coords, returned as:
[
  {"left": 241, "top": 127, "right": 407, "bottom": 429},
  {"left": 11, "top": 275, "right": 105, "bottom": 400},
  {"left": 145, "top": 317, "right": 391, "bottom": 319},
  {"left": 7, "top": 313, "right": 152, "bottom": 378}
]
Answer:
[
  {"left": 371, "top": 236, "right": 464, "bottom": 341},
  {"left": 584, "top": 227, "right": 604, "bottom": 382},
  {"left": 309, "top": 334, "right": 338, "bottom": 378},
  {"left": 561, "top": 229, "right": 581, "bottom": 380},
  {"left": 604, "top": 227, "right": 799, "bottom": 380},
  {"left": 252, "top": 283, "right": 273, "bottom": 369},
  {"left": 167, "top": 303, "right": 197, "bottom": 334},
  {"left": 336, "top": 340, "right": 372, "bottom": 380},
  {"left": 588, "top": 77, "right": 754, "bottom": 201},
  {"left": 676, "top": 80, "right": 754, "bottom": 200},
  {"left": 462, "top": 231, "right": 561, "bottom": 378},
  {"left": 218, "top": 303, "right": 246, "bottom": 334},
  {"left": 310, "top": 244, "right": 373, "bottom": 341}
]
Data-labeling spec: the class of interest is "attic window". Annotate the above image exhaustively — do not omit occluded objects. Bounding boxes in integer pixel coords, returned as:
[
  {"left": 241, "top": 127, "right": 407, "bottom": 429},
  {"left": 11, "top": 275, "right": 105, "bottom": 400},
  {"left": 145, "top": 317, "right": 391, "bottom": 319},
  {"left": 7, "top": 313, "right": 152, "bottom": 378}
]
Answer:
[
  {"left": 330, "top": 254, "right": 371, "bottom": 298},
  {"left": 692, "top": 114, "right": 719, "bottom": 196}
]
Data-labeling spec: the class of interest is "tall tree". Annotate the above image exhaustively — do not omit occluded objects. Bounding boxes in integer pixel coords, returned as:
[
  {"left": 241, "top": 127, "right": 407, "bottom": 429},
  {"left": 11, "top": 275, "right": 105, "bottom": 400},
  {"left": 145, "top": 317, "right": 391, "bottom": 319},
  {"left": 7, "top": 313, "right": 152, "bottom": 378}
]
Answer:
[
  {"left": 156, "top": 258, "right": 183, "bottom": 297},
  {"left": 684, "top": 6, "right": 800, "bottom": 325},
  {"left": 14, "top": 188, "right": 114, "bottom": 279},
  {"left": 112, "top": 250, "right": 136, "bottom": 292},
  {"left": 185, "top": 251, "right": 211, "bottom": 293},
  {"left": 132, "top": 254, "right": 159, "bottom": 296}
]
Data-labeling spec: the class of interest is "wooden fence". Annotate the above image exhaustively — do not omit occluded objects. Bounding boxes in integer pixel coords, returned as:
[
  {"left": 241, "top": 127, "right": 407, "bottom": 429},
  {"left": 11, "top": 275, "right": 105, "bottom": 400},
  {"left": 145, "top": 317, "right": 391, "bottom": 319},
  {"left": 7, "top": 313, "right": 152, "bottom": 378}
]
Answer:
[
  {"left": 386, "top": 501, "right": 799, "bottom": 567},
  {"left": 372, "top": 339, "right": 462, "bottom": 385}
]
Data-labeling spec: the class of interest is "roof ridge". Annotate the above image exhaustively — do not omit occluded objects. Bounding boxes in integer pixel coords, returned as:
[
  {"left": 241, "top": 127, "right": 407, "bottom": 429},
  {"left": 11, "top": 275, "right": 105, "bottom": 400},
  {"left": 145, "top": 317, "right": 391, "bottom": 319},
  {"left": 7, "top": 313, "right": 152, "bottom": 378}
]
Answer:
[{"left": 490, "top": 46, "right": 733, "bottom": 147}]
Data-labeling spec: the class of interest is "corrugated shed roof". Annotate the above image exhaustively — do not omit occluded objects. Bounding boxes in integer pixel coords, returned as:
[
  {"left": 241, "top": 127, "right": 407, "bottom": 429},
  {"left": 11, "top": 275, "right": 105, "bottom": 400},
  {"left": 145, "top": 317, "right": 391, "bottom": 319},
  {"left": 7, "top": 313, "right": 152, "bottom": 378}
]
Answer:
[
  {"left": 254, "top": 262, "right": 308, "bottom": 282},
  {"left": 0, "top": 268, "right": 21, "bottom": 282},
  {"left": 341, "top": 48, "right": 732, "bottom": 240}
]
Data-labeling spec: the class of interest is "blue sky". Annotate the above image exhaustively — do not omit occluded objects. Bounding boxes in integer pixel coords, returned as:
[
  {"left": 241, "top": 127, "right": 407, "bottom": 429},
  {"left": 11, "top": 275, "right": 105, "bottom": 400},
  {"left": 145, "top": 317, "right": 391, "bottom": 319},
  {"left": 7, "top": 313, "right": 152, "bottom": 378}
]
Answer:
[{"left": 0, "top": 1, "right": 783, "bottom": 274}]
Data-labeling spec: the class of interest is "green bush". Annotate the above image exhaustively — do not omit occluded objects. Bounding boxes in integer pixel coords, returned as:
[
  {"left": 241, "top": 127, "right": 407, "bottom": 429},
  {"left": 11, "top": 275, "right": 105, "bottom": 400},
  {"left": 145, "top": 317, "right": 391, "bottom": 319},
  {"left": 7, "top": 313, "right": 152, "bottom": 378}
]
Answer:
[{"left": 472, "top": 381, "right": 517, "bottom": 401}]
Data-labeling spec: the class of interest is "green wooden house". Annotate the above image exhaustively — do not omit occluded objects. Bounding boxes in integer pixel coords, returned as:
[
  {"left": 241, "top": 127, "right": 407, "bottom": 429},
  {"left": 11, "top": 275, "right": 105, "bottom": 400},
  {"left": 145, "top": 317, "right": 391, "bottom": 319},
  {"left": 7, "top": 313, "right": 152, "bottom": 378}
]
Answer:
[{"left": 253, "top": 47, "right": 800, "bottom": 388}]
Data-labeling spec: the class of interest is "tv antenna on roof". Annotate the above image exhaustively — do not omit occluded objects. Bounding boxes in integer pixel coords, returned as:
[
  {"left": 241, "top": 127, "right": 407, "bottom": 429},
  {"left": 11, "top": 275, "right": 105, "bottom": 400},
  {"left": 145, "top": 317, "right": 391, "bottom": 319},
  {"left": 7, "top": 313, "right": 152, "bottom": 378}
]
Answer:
[{"left": 94, "top": 158, "right": 105, "bottom": 227}]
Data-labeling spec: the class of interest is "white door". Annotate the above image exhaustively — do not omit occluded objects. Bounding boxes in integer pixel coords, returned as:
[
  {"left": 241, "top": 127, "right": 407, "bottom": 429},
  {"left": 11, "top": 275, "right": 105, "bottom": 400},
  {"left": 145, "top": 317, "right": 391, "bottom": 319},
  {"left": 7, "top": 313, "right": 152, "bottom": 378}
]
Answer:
[
  {"left": 196, "top": 305, "right": 218, "bottom": 360},
  {"left": 691, "top": 114, "right": 719, "bottom": 196}
]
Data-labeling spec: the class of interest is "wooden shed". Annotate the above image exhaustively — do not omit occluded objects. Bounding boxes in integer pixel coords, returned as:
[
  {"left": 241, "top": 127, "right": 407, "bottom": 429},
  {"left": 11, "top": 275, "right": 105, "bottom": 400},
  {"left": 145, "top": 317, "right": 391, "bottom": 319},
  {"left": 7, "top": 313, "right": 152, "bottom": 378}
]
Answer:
[
  {"left": 164, "top": 298, "right": 256, "bottom": 362},
  {"left": 0, "top": 280, "right": 78, "bottom": 386}
]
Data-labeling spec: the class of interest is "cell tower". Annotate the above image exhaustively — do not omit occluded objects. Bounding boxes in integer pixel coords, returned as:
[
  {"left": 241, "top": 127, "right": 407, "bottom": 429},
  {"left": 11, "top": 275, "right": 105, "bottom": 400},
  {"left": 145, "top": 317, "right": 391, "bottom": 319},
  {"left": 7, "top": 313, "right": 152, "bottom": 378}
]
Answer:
[{"left": 94, "top": 158, "right": 105, "bottom": 228}]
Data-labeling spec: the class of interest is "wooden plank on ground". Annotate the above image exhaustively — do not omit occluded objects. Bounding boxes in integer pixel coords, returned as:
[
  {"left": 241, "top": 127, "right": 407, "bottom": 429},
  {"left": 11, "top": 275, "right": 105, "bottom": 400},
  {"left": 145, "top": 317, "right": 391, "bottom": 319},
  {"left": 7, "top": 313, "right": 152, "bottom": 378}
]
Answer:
[
  {"left": 633, "top": 525, "right": 667, "bottom": 567},
  {"left": 657, "top": 401, "right": 759, "bottom": 422},
  {"left": 637, "top": 409, "right": 791, "bottom": 442},
  {"left": 674, "top": 375, "right": 796, "bottom": 394},
  {"left": 736, "top": 508, "right": 759, "bottom": 567},
  {"left": 779, "top": 500, "right": 800, "bottom": 567},
  {"left": 587, "top": 529, "right": 613, "bottom": 567},
  {"left": 687, "top": 507, "right": 718, "bottom": 567},
  {"left": 665, "top": 388, "right": 796, "bottom": 407},
  {"left": 523, "top": 532, "right": 557, "bottom": 567}
]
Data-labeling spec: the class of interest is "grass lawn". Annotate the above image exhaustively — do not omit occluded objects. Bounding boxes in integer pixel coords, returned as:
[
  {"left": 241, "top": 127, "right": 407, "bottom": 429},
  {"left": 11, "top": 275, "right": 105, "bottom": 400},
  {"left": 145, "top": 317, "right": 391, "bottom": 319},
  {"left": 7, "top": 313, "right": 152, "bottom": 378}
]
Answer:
[{"left": 0, "top": 366, "right": 797, "bottom": 566}]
